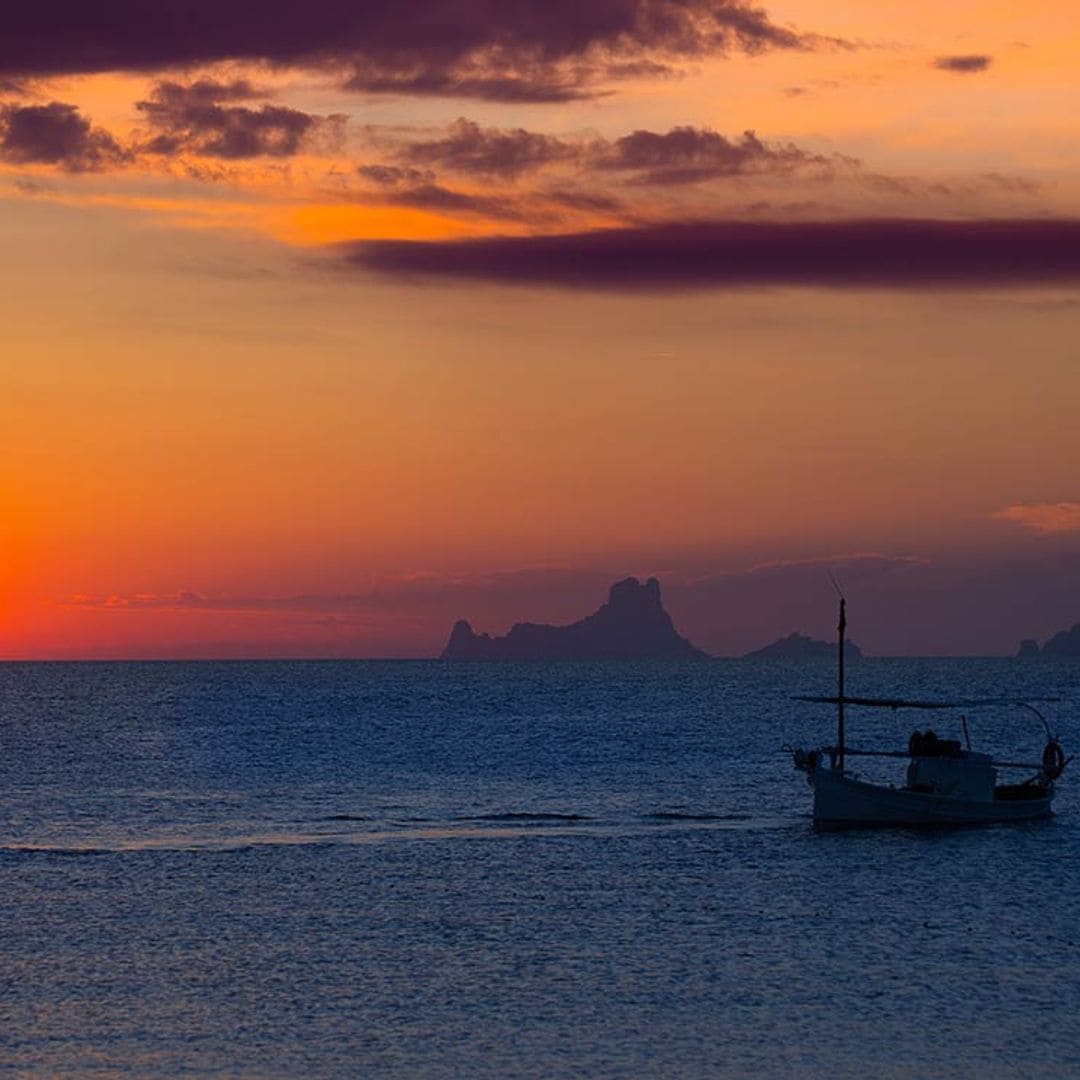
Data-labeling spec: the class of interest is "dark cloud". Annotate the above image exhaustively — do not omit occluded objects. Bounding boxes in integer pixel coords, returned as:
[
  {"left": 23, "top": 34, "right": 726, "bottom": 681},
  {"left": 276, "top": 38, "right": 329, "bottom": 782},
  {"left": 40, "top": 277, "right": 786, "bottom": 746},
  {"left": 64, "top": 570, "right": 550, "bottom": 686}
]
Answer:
[
  {"left": 356, "top": 119, "right": 837, "bottom": 223},
  {"left": 342, "top": 218, "right": 1080, "bottom": 291},
  {"left": 151, "top": 78, "right": 266, "bottom": 105},
  {"left": 372, "top": 120, "right": 829, "bottom": 187},
  {"left": 342, "top": 68, "right": 596, "bottom": 104},
  {"left": 387, "top": 183, "right": 523, "bottom": 219},
  {"left": 137, "top": 80, "right": 337, "bottom": 158},
  {"left": 596, "top": 126, "right": 829, "bottom": 184},
  {"left": 0, "top": 1, "right": 813, "bottom": 102},
  {"left": 356, "top": 159, "right": 524, "bottom": 218},
  {"left": 396, "top": 118, "right": 576, "bottom": 177},
  {"left": 0, "top": 101, "right": 129, "bottom": 171},
  {"left": 546, "top": 189, "right": 626, "bottom": 213},
  {"left": 934, "top": 54, "right": 992, "bottom": 73},
  {"left": 357, "top": 163, "right": 435, "bottom": 186}
]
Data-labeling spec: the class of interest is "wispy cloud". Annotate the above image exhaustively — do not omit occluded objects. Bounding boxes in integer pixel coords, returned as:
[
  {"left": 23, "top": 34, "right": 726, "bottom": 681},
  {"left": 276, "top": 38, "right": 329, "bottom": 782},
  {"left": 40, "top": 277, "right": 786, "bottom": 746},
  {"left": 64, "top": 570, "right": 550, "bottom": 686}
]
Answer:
[
  {"left": 60, "top": 570, "right": 617, "bottom": 615},
  {"left": 745, "top": 552, "right": 929, "bottom": 574},
  {"left": 992, "top": 501, "right": 1080, "bottom": 534},
  {"left": 934, "top": 54, "right": 993, "bottom": 74},
  {"left": 65, "top": 591, "right": 208, "bottom": 610}
]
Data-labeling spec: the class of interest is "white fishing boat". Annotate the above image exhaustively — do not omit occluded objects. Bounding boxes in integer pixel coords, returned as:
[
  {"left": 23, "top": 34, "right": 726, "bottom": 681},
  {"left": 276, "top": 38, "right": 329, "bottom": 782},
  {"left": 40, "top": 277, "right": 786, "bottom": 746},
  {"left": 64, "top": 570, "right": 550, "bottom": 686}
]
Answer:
[{"left": 788, "top": 598, "right": 1071, "bottom": 828}]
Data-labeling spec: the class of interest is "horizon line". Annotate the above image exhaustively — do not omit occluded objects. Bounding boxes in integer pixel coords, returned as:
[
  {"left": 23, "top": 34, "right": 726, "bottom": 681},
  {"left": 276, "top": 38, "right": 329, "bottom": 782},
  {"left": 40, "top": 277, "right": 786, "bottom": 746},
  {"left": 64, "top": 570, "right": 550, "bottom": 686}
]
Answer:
[{"left": 0, "top": 653, "right": 1053, "bottom": 663}]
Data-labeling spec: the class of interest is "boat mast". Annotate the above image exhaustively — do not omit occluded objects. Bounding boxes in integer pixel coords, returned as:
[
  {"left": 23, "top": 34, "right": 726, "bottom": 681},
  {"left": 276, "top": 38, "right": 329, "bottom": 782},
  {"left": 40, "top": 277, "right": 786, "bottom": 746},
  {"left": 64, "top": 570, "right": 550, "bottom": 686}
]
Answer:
[{"left": 837, "top": 596, "right": 846, "bottom": 771}]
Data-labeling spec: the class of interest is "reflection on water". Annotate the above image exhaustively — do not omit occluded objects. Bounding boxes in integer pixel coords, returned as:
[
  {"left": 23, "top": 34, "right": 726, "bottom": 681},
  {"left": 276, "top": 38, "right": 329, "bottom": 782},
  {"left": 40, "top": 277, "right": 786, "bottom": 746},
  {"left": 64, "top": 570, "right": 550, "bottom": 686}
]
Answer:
[
  {"left": 3, "top": 812, "right": 804, "bottom": 854},
  {"left": 0, "top": 659, "right": 1078, "bottom": 1077}
]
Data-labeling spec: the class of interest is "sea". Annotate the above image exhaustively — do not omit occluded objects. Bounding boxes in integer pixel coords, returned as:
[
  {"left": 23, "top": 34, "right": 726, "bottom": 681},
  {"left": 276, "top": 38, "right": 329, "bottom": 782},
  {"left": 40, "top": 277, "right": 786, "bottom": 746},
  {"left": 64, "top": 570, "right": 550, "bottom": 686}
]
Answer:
[{"left": 1, "top": 658, "right": 1078, "bottom": 1078}]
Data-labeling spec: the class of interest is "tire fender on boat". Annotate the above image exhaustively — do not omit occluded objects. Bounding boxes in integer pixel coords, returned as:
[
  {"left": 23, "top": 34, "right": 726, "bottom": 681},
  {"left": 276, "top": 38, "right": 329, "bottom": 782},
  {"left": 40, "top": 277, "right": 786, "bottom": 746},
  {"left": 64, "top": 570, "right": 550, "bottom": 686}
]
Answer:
[{"left": 1042, "top": 740, "right": 1066, "bottom": 780}]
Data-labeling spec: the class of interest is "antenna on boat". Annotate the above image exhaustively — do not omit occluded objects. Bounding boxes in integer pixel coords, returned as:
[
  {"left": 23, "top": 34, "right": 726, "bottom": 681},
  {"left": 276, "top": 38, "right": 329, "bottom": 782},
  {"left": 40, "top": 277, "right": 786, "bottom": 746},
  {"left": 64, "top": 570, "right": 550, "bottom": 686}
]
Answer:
[
  {"left": 826, "top": 571, "right": 844, "bottom": 601},
  {"left": 828, "top": 572, "right": 846, "bottom": 771}
]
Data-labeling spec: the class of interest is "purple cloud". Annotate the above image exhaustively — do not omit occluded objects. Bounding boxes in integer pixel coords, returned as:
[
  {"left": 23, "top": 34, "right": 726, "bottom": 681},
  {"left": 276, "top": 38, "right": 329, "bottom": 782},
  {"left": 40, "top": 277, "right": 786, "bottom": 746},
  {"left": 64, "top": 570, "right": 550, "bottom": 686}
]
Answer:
[
  {"left": 0, "top": 101, "right": 129, "bottom": 171},
  {"left": 356, "top": 160, "right": 525, "bottom": 219},
  {"left": 395, "top": 118, "right": 577, "bottom": 178},
  {"left": 342, "top": 218, "right": 1080, "bottom": 290},
  {"left": 375, "top": 121, "right": 829, "bottom": 185},
  {"left": 597, "top": 126, "right": 830, "bottom": 184},
  {"left": 357, "top": 163, "right": 435, "bottom": 186},
  {"left": 0, "top": 1, "right": 814, "bottom": 102},
  {"left": 137, "top": 80, "right": 339, "bottom": 158},
  {"left": 934, "top": 54, "right": 993, "bottom": 73},
  {"left": 384, "top": 183, "right": 524, "bottom": 219}
]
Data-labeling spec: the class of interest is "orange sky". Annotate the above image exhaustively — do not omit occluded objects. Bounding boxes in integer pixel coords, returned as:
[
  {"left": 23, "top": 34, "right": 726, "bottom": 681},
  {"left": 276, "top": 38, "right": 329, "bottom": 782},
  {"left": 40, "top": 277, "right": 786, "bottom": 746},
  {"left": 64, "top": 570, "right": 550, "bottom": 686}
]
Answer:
[{"left": 2, "top": 1, "right": 1079, "bottom": 656}]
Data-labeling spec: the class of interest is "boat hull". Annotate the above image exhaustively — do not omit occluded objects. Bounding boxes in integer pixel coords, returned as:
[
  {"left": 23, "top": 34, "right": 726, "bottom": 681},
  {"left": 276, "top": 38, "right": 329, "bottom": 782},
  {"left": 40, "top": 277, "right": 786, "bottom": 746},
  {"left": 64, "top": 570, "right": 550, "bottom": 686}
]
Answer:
[{"left": 811, "top": 765, "right": 1053, "bottom": 828}]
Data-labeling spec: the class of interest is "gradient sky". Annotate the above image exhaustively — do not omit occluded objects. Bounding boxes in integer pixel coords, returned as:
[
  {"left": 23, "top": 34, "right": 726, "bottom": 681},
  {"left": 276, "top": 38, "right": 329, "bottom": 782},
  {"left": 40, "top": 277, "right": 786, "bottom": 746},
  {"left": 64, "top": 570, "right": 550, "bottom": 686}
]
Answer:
[{"left": 2, "top": 0, "right": 1079, "bottom": 658}]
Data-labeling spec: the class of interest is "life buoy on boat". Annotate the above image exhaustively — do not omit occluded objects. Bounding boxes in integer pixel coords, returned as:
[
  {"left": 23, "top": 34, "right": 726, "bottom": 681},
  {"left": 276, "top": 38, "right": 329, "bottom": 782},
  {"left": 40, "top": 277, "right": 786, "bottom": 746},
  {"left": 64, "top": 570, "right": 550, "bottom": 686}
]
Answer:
[{"left": 1042, "top": 741, "right": 1066, "bottom": 780}]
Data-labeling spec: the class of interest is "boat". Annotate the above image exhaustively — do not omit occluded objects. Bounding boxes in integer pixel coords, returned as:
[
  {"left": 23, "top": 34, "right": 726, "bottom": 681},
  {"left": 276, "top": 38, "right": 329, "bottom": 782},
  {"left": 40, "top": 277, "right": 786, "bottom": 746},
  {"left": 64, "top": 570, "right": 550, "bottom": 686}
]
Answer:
[{"left": 788, "top": 597, "right": 1071, "bottom": 828}]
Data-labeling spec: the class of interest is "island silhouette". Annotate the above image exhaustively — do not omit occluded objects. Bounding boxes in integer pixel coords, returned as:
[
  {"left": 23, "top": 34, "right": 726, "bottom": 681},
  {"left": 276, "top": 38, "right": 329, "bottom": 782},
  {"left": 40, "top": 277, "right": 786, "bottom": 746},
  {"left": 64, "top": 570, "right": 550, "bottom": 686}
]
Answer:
[
  {"left": 441, "top": 576, "right": 709, "bottom": 660},
  {"left": 1016, "top": 623, "right": 1080, "bottom": 658},
  {"left": 742, "top": 632, "right": 863, "bottom": 661}
]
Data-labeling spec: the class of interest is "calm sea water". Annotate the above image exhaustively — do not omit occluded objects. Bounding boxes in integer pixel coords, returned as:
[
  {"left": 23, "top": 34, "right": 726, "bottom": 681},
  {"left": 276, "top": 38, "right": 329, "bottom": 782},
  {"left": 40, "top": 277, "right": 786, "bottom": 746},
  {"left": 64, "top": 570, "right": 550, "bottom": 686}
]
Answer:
[{"left": 1, "top": 659, "right": 1078, "bottom": 1078}]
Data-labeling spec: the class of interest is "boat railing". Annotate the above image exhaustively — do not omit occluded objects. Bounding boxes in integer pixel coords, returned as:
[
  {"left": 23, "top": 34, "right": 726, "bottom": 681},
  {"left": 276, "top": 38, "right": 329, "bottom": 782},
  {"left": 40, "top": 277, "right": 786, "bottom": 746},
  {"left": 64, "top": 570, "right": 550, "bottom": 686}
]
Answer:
[{"left": 801, "top": 744, "right": 1072, "bottom": 778}]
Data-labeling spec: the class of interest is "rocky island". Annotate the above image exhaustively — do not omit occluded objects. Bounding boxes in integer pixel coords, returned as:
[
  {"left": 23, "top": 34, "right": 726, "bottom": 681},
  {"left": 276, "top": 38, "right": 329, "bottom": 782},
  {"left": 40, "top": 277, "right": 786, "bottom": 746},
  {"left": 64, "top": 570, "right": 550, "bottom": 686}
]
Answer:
[
  {"left": 742, "top": 632, "right": 863, "bottom": 661},
  {"left": 1016, "top": 624, "right": 1080, "bottom": 658},
  {"left": 440, "top": 576, "right": 709, "bottom": 660}
]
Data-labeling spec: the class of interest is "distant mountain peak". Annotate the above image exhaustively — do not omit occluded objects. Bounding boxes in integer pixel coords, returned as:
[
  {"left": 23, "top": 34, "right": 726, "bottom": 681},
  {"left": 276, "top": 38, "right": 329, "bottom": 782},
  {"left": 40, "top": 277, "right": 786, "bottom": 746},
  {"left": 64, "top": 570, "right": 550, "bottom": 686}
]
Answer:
[
  {"left": 1017, "top": 622, "right": 1080, "bottom": 658},
  {"left": 446, "top": 619, "right": 483, "bottom": 649},
  {"left": 608, "top": 575, "right": 662, "bottom": 609},
  {"left": 440, "top": 576, "right": 708, "bottom": 661},
  {"left": 742, "top": 631, "right": 863, "bottom": 661}
]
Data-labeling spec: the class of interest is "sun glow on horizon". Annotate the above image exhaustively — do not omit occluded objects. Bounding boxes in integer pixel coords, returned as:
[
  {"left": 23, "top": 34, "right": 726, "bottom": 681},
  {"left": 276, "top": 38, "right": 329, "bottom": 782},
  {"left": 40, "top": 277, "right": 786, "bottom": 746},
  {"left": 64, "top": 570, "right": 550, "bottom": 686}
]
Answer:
[{"left": 2, "top": 1, "right": 1080, "bottom": 657}]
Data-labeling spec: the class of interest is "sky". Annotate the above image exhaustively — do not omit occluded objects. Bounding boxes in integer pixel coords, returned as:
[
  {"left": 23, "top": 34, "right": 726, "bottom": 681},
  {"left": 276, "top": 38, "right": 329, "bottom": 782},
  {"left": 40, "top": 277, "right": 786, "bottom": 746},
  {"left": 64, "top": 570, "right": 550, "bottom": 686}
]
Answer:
[{"left": 2, "top": 0, "right": 1079, "bottom": 658}]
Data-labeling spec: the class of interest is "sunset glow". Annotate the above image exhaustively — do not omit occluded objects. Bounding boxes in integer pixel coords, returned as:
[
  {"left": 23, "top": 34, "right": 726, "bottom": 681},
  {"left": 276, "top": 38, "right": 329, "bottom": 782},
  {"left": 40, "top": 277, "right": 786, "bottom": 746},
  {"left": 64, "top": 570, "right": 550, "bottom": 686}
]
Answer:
[{"left": 3, "top": 1, "right": 1079, "bottom": 657}]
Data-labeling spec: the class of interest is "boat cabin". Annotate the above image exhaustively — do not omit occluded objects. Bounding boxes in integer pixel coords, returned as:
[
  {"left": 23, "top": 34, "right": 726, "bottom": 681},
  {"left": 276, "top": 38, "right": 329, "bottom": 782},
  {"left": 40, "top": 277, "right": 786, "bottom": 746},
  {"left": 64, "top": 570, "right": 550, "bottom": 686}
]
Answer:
[{"left": 905, "top": 734, "right": 995, "bottom": 800}]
